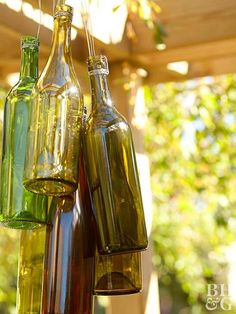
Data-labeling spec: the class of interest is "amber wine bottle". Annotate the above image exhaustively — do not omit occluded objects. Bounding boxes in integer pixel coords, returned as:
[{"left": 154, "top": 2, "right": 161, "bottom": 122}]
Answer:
[
  {"left": 42, "top": 193, "right": 95, "bottom": 314},
  {"left": 24, "top": 4, "right": 83, "bottom": 196},
  {"left": 17, "top": 227, "right": 47, "bottom": 314},
  {"left": 84, "top": 55, "right": 148, "bottom": 254},
  {"left": 0, "top": 36, "right": 49, "bottom": 229}
]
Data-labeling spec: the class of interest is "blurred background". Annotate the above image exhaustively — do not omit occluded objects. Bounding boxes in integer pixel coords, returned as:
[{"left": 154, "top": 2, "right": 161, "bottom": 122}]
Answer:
[{"left": 1, "top": 0, "right": 236, "bottom": 313}]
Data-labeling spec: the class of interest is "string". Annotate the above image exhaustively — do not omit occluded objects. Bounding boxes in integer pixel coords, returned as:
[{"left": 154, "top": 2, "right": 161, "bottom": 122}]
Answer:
[
  {"left": 81, "top": 0, "right": 95, "bottom": 56},
  {"left": 53, "top": 0, "right": 55, "bottom": 16},
  {"left": 53, "top": 0, "right": 66, "bottom": 16},
  {"left": 36, "top": 0, "right": 42, "bottom": 39},
  {"left": 81, "top": 0, "right": 91, "bottom": 55},
  {"left": 87, "top": 0, "right": 96, "bottom": 56}
]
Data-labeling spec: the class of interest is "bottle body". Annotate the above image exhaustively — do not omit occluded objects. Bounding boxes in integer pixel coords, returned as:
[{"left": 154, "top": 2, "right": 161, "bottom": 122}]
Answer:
[
  {"left": 17, "top": 227, "right": 47, "bottom": 314},
  {"left": 24, "top": 81, "right": 83, "bottom": 196},
  {"left": 84, "top": 56, "right": 148, "bottom": 254},
  {"left": 42, "top": 193, "right": 95, "bottom": 314},
  {"left": 0, "top": 36, "right": 49, "bottom": 229},
  {"left": 24, "top": 5, "right": 83, "bottom": 196}
]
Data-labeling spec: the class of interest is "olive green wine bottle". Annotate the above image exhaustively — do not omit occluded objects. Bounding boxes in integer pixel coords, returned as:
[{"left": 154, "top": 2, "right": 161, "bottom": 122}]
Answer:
[
  {"left": 0, "top": 36, "right": 49, "bottom": 229},
  {"left": 16, "top": 227, "right": 47, "bottom": 314},
  {"left": 24, "top": 4, "right": 83, "bottom": 196},
  {"left": 79, "top": 153, "right": 142, "bottom": 296},
  {"left": 84, "top": 55, "right": 148, "bottom": 254}
]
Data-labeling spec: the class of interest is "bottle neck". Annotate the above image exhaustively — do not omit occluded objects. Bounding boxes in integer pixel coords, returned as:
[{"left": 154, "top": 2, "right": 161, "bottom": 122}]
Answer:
[
  {"left": 89, "top": 74, "right": 112, "bottom": 109},
  {"left": 20, "top": 47, "right": 38, "bottom": 79},
  {"left": 50, "top": 16, "right": 72, "bottom": 64}
]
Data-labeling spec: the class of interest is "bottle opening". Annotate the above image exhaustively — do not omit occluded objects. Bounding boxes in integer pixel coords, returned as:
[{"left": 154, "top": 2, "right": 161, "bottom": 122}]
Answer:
[
  {"left": 54, "top": 4, "right": 73, "bottom": 20},
  {"left": 21, "top": 36, "right": 39, "bottom": 49},
  {"left": 87, "top": 55, "right": 109, "bottom": 76}
]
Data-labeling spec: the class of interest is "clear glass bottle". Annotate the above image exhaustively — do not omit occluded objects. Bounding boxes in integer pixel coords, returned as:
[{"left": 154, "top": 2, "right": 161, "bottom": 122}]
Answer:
[
  {"left": 94, "top": 251, "right": 142, "bottom": 295},
  {"left": 0, "top": 36, "right": 49, "bottom": 229},
  {"left": 42, "top": 193, "right": 95, "bottom": 314},
  {"left": 84, "top": 55, "right": 148, "bottom": 254},
  {"left": 17, "top": 227, "right": 47, "bottom": 314},
  {"left": 24, "top": 4, "right": 83, "bottom": 196}
]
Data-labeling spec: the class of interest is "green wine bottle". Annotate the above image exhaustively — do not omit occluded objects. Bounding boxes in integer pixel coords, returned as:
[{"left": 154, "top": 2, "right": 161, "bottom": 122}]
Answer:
[
  {"left": 84, "top": 55, "right": 148, "bottom": 254},
  {"left": 42, "top": 193, "right": 95, "bottom": 314},
  {"left": 17, "top": 227, "right": 47, "bottom": 314},
  {"left": 0, "top": 36, "right": 49, "bottom": 229},
  {"left": 23, "top": 5, "right": 83, "bottom": 197}
]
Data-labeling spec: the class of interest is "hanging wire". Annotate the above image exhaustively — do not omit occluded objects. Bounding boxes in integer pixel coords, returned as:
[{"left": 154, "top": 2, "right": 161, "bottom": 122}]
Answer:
[
  {"left": 53, "top": 0, "right": 55, "bottom": 16},
  {"left": 81, "top": 0, "right": 96, "bottom": 57},
  {"left": 53, "top": 0, "right": 66, "bottom": 15},
  {"left": 87, "top": 0, "right": 96, "bottom": 56},
  {"left": 36, "top": 0, "right": 42, "bottom": 39}
]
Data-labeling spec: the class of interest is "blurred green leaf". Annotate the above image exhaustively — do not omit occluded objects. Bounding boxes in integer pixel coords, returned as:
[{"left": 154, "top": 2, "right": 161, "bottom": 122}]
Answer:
[{"left": 145, "top": 74, "right": 236, "bottom": 313}]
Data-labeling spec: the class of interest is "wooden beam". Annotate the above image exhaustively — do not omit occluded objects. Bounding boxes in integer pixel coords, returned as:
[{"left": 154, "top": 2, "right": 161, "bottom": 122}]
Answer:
[
  {"left": 145, "top": 54, "right": 236, "bottom": 85},
  {"left": 135, "top": 37, "right": 236, "bottom": 66},
  {"left": 0, "top": 4, "right": 89, "bottom": 92},
  {"left": 158, "top": 0, "right": 236, "bottom": 21},
  {"left": 27, "top": 0, "right": 131, "bottom": 61},
  {"left": 0, "top": 4, "right": 51, "bottom": 55},
  {"left": 131, "top": 0, "right": 236, "bottom": 53},
  {"left": 1, "top": 1, "right": 236, "bottom": 86}
]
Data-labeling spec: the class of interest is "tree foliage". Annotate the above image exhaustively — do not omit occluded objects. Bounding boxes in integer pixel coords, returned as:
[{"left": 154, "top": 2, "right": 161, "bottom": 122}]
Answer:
[
  {"left": 145, "top": 75, "right": 236, "bottom": 313},
  {"left": 112, "top": 0, "right": 166, "bottom": 46}
]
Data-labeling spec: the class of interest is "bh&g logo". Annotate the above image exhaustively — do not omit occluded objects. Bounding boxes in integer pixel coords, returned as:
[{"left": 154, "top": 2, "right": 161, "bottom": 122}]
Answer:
[{"left": 206, "top": 284, "right": 232, "bottom": 311}]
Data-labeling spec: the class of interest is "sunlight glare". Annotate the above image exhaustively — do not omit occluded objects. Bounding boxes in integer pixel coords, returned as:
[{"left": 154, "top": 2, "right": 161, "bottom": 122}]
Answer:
[{"left": 167, "top": 61, "right": 189, "bottom": 75}]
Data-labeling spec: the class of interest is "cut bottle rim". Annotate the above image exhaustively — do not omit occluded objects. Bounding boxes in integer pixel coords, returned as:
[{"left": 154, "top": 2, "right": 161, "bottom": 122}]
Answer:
[
  {"left": 54, "top": 4, "right": 73, "bottom": 20},
  {"left": 21, "top": 36, "right": 39, "bottom": 49},
  {"left": 87, "top": 55, "right": 109, "bottom": 76}
]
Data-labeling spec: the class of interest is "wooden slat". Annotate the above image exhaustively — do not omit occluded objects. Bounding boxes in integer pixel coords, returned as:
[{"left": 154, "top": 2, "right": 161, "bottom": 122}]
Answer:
[
  {"left": 135, "top": 38, "right": 236, "bottom": 66},
  {"left": 0, "top": 4, "right": 89, "bottom": 92},
  {"left": 164, "top": 8, "right": 236, "bottom": 48},
  {"left": 27, "top": 0, "right": 131, "bottom": 61},
  {"left": 1, "top": 1, "right": 236, "bottom": 86},
  {"left": 145, "top": 54, "right": 236, "bottom": 85},
  {"left": 158, "top": 0, "right": 236, "bottom": 20},
  {"left": 131, "top": 0, "right": 236, "bottom": 52}
]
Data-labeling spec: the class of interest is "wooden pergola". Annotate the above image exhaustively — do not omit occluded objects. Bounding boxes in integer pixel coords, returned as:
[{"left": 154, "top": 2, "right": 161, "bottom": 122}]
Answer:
[
  {"left": 0, "top": 0, "right": 236, "bottom": 88},
  {"left": 0, "top": 1, "right": 236, "bottom": 313}
]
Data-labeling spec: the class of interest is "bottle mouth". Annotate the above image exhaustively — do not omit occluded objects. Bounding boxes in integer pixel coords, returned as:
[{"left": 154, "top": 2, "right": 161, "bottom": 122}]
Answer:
[
  {"left": 54, "top": 4, "right": 73, "bottom": 20},
  {"left": 87, "top": 55, "right": 109, "bottom": 76},
  {"left": 21, "top": 36, "right": 39, "bottom": 49}
]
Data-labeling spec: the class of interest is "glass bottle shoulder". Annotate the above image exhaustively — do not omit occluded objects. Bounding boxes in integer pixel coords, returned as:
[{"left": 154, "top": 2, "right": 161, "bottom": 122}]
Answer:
[
  {"left": 6, "top": 78, "right": 36, "bottom": 103},
  {"left": 86, "top": 105, "right": 130, "bottom": 133},
  {"left": 34, "top": 69, "right": 82, "bottom": 99},
  {"left": 37, "top": 57, "right": 82, "bottom": 92}
]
